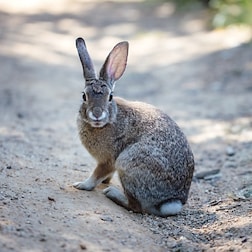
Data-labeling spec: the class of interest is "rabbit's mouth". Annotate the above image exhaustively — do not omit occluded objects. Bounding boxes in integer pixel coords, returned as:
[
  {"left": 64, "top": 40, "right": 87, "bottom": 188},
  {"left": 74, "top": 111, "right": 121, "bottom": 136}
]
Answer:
[
  {"left": 87, "top": 110, "right": 108, "bottom": 128},
  {"left": 90, "top": 121, "right": 107, "bottom": 128}
]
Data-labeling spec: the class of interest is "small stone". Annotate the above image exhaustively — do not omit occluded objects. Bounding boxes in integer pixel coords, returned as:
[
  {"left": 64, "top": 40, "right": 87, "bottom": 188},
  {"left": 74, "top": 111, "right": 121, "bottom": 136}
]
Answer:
[
  {"left": 16, "top": 227, "right": 24, "bottom": 232},
  {"left": 48, "top": 196, "right": 56, "bottom": 202},
  {"left": 194, "top": 169, "right": 220, "bottom": 180},
  {"left": 224, "top": 161, "right": 237, "bottom": 169},
  {"left": 208, "top": 200, "right": 222, "bottom": 206},
  {"left": 100, "top": 215, "right": 113, "bottom": 222},
  {"left": 230, "top": 125, "right": 243, "bottom": 134},
  {"left": 39, "top": 235, "right": 47, "bottom": 242},
  {"left": 17, "top": 112, "right": 24, "bottom": 119},
  {"left": 80, "top": 244, "right": 87, "bottom": 250},
  {"left": 226, "top": 146, "right": 235, "bottom": 156},
  {"left": 6, "top": 166, "right": 12, "bottom": 169},
  {"left": 241, "top": 237, "right": 247, "bottom": 243},
  {"left": 204, "top": 173, "right": 222, "bottom": 180}
]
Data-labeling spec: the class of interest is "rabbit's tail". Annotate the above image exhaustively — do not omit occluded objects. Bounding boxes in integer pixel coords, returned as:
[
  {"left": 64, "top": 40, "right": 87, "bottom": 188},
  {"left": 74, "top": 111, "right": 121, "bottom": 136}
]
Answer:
[{"left": 146, "top": 200, "right": 182, "bottom": 217}]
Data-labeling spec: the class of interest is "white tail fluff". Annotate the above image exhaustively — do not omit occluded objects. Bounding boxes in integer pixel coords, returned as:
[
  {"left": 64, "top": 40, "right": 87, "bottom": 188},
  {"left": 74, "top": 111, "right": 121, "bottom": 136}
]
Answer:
[{"left": 160, "top": 200, "right": 182, "bottom": 216}]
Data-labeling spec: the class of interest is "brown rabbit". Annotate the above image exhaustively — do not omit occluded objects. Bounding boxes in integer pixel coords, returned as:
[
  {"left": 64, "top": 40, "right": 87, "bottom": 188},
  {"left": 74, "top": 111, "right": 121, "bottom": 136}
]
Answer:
[{"left": 73, "top": 37, "right": 194, "bottom": 217}]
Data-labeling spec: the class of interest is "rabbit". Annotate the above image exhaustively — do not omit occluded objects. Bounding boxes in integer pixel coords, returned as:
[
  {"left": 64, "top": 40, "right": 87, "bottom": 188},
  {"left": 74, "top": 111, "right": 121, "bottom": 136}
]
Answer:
[{"left": 73, "top": 37, "right": 194, "bottom": 217}]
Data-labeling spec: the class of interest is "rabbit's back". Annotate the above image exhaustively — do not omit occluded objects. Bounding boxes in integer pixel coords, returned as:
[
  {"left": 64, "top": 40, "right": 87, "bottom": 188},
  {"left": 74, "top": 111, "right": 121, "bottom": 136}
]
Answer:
[{"left": 115, "top": 96, "right": 193, "bottom": 161}]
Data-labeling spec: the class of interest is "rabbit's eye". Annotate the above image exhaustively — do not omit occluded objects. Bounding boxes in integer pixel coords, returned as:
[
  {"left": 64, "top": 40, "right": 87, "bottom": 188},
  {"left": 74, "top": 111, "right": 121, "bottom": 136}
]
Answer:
[
  {"left": 109, "top": 93, "right": 113, "bottom": 102},
  {"left": 82, "top": 92, "right": 87, "bottom": 101}
]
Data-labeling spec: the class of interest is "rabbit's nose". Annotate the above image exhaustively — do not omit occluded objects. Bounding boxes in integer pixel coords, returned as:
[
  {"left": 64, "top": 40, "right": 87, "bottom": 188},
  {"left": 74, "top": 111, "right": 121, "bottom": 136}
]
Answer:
[
  {"left": 89, "top": 107, "right": 107, "bottom": 121},
  {"left": 92, "top": 107, "right": 103, "bottom": 118}
]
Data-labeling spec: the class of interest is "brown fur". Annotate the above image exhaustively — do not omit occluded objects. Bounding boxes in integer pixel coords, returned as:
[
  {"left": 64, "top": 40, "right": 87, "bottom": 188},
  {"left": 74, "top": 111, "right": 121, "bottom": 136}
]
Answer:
[{"left": 73, "top": 38, "right": 194, "bottom": 216}]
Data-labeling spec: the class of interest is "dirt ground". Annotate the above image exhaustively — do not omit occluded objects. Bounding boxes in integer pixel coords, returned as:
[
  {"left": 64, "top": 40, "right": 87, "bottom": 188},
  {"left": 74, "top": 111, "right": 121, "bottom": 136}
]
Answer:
[{"left": 0, "top": 1, "right": 252, "bottom": 251}]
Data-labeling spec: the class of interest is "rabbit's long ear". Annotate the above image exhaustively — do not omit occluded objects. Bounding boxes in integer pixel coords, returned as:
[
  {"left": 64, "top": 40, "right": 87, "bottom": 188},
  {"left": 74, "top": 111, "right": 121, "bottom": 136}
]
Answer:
[
  {"left": 76, "top": 37, "right": 96, "bottom": 80},
  {"left": 99, "top": 41, "right": 128, "bottom": 85}
]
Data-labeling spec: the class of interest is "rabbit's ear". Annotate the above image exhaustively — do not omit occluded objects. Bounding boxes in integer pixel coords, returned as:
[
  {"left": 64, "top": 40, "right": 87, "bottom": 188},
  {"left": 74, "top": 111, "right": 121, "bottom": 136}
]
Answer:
[
  {"left": 99, "top": 41, "right": 128, "bottom": 84},
  {"left": 76, "top": 37, "right": 96, "bottom": 80}
]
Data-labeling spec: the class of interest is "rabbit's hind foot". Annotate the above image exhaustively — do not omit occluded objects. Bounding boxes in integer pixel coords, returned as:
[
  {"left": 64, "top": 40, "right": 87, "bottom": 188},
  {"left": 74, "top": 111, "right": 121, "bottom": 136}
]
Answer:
[{"left": 103, "top": 186, "right": 129, "bottom": 209}]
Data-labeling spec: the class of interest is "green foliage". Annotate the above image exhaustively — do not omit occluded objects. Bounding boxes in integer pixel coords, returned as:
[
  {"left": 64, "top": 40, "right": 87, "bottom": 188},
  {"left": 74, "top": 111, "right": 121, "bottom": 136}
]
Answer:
[
  {"left": 167, "top": 0, "right": 252, "bottom": 28},
  {"left": 209, "top": 0, "right": 252, "bottom": 28}
]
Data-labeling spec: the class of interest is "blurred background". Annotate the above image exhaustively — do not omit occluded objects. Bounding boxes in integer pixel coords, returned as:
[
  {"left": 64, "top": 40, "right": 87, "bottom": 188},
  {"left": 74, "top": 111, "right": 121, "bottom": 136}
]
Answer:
[{"left": 0, "top": 0, "right": 251, "bottom": 139}]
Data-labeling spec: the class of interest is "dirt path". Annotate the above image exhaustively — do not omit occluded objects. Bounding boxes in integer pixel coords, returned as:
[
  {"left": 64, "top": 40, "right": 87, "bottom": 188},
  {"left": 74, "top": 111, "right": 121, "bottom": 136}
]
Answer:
[{"left": 0, "top": 1, "right": 251, "bottom": 251}]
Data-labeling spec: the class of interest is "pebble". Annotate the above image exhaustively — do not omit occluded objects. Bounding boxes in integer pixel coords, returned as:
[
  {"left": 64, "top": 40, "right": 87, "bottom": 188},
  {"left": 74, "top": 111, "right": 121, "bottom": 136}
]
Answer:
[
  {"left": 39, "top": 237, "right": 46, "bottom": 242},
  {"left": 194, "top": 169, "right": 220, "bottom": 180},
  {"left": 204, "top": 173, "right": 222, "bottom": 180},
  {"left": 230, "top": 125, "right": 243, "bottom": 134},
  {"left": 48, "top": 196, "right": 56, "bottom": 202},
  {"left": 100, "top": 215, "right": 113, "bottom": 222},
  {"left": 226, "top": 146, "right": 235, "bottom": 156},
  {"left": 224, "top": 161, "right": 237, "bottom": 169},
  {"left": 79, "top": 244, "right": 87, "bottom": 250},
  {"left": 17, "top": 112, "right": 24, "bottom": 119},
  {"left": 241, "top": 237, "right": 248, "bottom": 243}
]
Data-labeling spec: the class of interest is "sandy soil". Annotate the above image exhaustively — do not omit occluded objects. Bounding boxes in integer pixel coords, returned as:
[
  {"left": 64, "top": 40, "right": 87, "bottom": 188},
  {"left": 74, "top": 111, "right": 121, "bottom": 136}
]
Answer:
[{"left": 0, "top": 1, "right": 251, "bottom": 251}]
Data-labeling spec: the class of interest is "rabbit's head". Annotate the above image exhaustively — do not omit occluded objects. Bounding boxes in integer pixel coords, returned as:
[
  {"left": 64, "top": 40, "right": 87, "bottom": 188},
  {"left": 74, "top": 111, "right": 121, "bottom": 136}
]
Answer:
[{"left": 76, "top": 38, "right": 128, "bottom": 128}]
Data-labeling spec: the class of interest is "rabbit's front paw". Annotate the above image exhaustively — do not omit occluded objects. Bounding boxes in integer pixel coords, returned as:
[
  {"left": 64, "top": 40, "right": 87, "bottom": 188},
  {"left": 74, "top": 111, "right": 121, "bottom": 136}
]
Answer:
[{"left": 73, "top": 177, "right": 96, "bottom": 191}]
